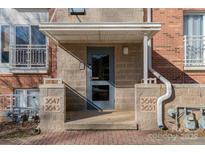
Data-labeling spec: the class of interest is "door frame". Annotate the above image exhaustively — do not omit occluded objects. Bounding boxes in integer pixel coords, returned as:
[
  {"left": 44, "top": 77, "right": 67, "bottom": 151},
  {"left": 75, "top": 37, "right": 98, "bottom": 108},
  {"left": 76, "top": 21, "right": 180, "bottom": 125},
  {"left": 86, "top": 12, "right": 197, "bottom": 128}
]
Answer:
[{"left": 86, "top": 46, "right": 115, "bottom": 111}]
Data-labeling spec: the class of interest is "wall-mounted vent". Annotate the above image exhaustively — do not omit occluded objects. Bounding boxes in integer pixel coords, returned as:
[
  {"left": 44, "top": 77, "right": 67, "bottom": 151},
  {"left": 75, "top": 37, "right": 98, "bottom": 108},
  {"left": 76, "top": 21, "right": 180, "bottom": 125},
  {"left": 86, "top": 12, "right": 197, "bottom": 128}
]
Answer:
[{"left": 69, "top": 8, "right": 86, "bottom": 15}]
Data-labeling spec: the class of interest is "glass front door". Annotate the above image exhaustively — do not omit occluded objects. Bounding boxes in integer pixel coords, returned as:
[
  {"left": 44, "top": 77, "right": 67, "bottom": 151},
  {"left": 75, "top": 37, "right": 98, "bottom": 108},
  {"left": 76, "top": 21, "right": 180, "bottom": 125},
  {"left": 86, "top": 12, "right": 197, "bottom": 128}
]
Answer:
[{"left": 87, "top": 47, "right": 114, "bottom": 110}]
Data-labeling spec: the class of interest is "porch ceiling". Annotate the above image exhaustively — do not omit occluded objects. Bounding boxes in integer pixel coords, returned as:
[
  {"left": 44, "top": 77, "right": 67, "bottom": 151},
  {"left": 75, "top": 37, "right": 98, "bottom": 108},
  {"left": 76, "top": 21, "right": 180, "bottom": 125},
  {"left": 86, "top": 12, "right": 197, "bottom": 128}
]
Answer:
[{"left": 39, "top": 22, "right": 161, "bottom": 43}]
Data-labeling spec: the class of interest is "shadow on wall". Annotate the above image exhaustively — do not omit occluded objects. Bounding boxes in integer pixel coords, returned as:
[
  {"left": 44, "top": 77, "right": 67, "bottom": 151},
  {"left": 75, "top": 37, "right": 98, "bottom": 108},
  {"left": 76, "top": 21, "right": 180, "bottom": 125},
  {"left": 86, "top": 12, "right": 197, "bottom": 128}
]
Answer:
[
  {"left": 59, "top": 45, "right": 104, "bottom": 109},
  {"left": 151, "top": 51, "right": 197, "bottom": 83},
  {"left": 149, "top": 51, "right": 197, "bottom": 129},
  {"left": 64, "top": 83, "right": 111, "bottom": 122},
  {"left": 58, "top": 46, "right": 115, "bottom": 121},
  {"left": 1, "top": 9, "right": 44, "bottom": 25},
  {"left": 0, "top": 75, "right": 44, "bottom": 93},
  {"left": 64, "top": 83, "right": 103, "bottom": 111},
  {"left": 60, "top": 44, "right": 142, "bottom": 120}
]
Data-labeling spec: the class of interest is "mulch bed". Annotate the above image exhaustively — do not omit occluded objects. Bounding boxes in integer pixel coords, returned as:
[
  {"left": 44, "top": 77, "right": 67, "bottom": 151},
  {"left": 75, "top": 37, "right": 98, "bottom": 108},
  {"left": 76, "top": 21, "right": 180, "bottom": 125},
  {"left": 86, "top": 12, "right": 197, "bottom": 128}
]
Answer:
[{"left": 0, "top": 121, "right": 40, "bottom": 139}]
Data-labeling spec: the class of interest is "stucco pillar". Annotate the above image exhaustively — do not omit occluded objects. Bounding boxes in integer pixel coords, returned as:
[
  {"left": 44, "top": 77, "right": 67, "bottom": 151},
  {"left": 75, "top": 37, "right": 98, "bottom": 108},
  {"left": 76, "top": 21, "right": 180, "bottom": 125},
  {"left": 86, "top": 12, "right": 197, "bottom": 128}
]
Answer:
[{"left": 39, "top": 83, "right": 66, "bottom": 131}]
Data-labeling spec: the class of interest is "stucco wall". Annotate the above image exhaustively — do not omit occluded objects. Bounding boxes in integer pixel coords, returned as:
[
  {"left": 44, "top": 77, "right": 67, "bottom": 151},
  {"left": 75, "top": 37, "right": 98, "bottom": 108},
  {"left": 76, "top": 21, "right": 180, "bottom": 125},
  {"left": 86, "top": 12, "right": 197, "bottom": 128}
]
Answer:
[
  {"left": 0, "top": 8, "right": 49, "bottom": 58},
  {"left": 57, "top": 45, "right": 87, "bottom": 111},
  {"left": 135, "top": 84, "right": 205, "bottom": 130},
  {"left": 54, "top": 8, "right": 144, "bottom": 23},
  {"left": 0, "top": 8, "right": 48, "bottom": 25},
  {"left": 57, "top": 43, "right": 143, "bottom": 111},
  {"left": 115, "top": 44, "right": 143, "bottom": 110}
]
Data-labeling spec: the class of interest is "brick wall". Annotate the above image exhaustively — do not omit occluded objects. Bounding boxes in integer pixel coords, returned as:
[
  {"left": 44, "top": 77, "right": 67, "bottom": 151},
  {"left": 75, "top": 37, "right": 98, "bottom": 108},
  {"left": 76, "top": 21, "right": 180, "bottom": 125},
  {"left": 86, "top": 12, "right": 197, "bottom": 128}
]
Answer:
[
  {"left": 0, "top": 45, "right": 57, "bottom": 94},
  {"left": 0, "top": 8, "right": 57, "bottom": 94},
  {"left": 152, "top": 8, "right": 205, "bottom": 83}
]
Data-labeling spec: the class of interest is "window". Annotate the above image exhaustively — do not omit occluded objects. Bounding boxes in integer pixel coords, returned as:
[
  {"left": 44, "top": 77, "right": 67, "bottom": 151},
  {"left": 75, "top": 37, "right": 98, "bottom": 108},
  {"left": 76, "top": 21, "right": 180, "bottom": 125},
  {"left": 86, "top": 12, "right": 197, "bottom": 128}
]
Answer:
[
  {"left": 69, "top": 8, "right": 86, "bottom": 15},
  {"left": 16, "top": 26, "right": 29, "bottom": 45},
  {"left": 31, "top": 26, "right": 46, "bottom": 45},
  {"left": 0, "top": 25, "right": 10, "bottom": 63},
  {"left": 15, "top": 89, "right": 39, "bottom": 110},
  {"left": 14, "top": 25, "right": 47, "bottom": 68},
  {"left": 184, "top": 15, "right": 203, "bottom": 36},
  {"left": 16, "top": 25, "right": 46, "bottom": 45},
  {"left": 184, "top": 13, "right": 205, "bottom": 67}
]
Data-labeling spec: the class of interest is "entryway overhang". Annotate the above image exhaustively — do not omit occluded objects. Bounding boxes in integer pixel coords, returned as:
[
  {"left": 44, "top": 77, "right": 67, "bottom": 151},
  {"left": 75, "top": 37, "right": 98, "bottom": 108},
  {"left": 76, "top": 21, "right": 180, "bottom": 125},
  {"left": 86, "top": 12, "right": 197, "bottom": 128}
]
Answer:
[{"left": 39, "top": 22, "right": 161, "bottom": 44}]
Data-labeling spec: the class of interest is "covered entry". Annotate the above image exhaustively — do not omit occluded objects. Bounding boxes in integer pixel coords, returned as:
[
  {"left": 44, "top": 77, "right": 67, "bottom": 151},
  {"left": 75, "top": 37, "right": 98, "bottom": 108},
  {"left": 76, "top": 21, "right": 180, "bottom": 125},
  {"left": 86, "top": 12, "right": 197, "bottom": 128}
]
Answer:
[
  {"left": 39, "top": 22, "right": 161, "bottom": 129},
  {"left": 40, "top": 22, "right": 160, "bottom": 43}
]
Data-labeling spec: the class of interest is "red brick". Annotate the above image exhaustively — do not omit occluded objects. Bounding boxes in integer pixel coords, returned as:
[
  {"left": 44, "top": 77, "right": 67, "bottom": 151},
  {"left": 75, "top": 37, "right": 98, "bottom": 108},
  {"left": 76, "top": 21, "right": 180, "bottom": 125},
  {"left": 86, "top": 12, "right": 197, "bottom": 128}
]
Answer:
[{"left": 152, "top": 8, "right": 205, "bottom": 83}]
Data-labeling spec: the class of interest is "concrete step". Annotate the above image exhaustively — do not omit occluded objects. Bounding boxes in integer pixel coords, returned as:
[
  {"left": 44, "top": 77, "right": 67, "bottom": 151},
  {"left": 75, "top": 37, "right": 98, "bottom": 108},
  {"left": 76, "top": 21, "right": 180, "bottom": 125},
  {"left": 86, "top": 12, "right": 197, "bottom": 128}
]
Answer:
[
  {"left": 65, "top": 111, "right": 137, "bottom": 130},
  {"left": 64, "top": 122, "right": 138, "bottom": 130}
]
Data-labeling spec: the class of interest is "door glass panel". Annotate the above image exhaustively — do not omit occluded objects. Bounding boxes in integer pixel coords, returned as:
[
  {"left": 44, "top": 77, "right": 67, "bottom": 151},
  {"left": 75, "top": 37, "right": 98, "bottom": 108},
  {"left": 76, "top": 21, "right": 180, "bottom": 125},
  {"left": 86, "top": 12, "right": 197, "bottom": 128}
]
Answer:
[
  {"left": 92, "top": 54, "right": 109, "bottom": 81},
  {"left": 92, "top": 85, "right": 109, "bottom": 101}
]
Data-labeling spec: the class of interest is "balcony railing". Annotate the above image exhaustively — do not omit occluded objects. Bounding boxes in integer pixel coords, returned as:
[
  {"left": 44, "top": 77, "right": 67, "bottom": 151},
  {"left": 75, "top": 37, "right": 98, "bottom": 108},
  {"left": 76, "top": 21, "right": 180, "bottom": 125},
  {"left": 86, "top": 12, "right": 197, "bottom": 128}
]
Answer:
[
  {"left": 184, "top": 35, "right": 205, "bottom": 67},
  {"left": 10, "top": 45, "right": 48, "bottom": 71}
]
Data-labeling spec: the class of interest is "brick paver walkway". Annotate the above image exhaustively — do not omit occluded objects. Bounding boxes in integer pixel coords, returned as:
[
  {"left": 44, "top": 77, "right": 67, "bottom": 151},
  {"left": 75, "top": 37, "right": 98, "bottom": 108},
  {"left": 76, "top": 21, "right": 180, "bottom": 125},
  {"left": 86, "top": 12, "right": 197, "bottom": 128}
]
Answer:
[{"left": 0, "top": 130, "right": 205, "bottom": 145}]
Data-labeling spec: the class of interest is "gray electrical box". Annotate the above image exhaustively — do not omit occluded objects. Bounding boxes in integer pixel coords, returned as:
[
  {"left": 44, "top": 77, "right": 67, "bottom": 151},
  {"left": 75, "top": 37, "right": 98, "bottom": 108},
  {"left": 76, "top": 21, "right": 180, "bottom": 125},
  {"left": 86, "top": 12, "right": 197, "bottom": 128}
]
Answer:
[
  {"left": 183, "top": 112, "right": 197, "bottom": 130},
  {"left": 168, "top": 108, "right": 176, "bottom": 118},
  {"left": 199, "top": 116, "right": 205, "bottom": 129}
]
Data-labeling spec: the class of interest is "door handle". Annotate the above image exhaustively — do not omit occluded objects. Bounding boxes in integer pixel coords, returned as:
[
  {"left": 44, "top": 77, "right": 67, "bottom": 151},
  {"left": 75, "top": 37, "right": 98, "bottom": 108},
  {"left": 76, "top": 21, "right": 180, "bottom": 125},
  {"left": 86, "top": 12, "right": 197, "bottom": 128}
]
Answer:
[
  {"left": 91, "top": 77, "right": 99, "bottom": 80},
  {"left": 88, "top": 64, "right": 92, "bottom": 69}
]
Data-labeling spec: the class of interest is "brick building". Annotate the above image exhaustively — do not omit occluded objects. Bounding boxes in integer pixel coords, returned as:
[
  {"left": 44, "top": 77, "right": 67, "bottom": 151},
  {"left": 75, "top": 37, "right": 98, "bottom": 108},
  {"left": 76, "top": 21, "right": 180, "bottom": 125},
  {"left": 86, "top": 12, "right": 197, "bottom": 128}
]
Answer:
[
  {"left": 0, "top": 8, "right": 205, "bottom": 131},
  {"left": 152, "top": 9, "right": 205, "bottom": 83}
]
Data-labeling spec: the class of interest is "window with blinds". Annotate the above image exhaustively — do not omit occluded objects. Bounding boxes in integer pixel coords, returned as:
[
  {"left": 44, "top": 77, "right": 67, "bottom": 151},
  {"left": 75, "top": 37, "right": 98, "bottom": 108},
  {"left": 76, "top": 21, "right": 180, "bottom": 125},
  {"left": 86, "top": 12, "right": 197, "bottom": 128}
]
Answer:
[{"left": 184, "top": 14, "right": 205, "bottom": 66}]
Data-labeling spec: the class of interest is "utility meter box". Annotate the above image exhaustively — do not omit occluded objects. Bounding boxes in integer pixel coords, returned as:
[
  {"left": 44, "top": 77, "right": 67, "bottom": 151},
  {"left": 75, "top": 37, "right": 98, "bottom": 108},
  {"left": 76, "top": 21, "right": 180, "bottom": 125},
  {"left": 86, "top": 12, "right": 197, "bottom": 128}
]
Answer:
[
  {"left": 199, "top": 116, "right": 205, "bottom": 129},
  {"left": 183, "top": 113, "right": 196, "bottom": 130},
  {"left": 168, "top": 108, "right": 176, "bottom": 118}
]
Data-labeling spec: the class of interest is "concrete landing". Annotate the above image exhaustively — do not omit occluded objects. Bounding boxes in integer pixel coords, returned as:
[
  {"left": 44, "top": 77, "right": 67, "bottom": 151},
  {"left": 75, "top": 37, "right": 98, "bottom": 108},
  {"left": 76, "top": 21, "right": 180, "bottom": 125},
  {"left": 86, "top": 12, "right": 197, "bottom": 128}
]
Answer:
[{"left": 65, "top": 111, "right": 137, "bottom": 130}]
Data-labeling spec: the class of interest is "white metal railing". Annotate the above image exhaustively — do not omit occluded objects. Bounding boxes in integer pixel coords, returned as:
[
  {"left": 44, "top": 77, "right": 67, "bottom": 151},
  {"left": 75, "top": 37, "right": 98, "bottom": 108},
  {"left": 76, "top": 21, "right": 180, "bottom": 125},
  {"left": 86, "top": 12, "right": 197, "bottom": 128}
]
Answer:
[
  {"left": 184, "top": 35, "right": 205, "bottom": 66},
  {"left": 10, "top": 45, "right": 48, "bottom": 69}
]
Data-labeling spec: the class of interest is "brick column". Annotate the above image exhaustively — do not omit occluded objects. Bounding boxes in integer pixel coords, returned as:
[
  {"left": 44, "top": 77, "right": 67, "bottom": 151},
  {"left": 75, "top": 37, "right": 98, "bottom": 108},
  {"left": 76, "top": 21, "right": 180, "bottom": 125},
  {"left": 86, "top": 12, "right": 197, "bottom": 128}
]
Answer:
[{"left": 39, "top": 83, "right": 66, "bottom": 131}]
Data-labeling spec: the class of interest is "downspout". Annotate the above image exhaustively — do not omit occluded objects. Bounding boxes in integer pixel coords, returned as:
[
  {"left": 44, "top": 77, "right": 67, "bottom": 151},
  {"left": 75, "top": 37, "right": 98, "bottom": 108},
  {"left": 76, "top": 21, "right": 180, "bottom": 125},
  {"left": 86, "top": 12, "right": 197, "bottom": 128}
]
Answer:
[{"left": 146, "top": 8, "right": 172, "bottom": 129}]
